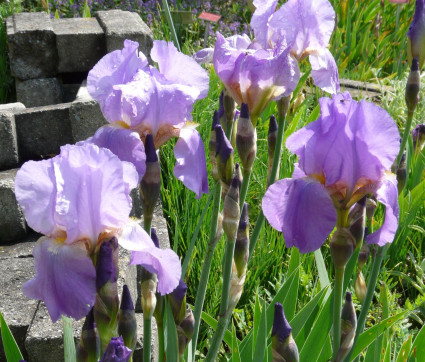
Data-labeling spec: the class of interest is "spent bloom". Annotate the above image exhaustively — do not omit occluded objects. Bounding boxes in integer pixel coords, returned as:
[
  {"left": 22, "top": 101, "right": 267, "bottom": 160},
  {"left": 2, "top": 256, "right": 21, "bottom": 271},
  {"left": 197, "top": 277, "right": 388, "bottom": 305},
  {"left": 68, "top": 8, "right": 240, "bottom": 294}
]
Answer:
[
  {"left": 15, "top": 143, "right": 180, "bottom": 322},
  {"left": 408, "top": 0, "right": 425, "bottom": 68},
  {"left": 263, "top": 92, "right": 400, "bottom": 253},
  {"left": 87, "top": 39, "right": 209, "bottom": 198}
]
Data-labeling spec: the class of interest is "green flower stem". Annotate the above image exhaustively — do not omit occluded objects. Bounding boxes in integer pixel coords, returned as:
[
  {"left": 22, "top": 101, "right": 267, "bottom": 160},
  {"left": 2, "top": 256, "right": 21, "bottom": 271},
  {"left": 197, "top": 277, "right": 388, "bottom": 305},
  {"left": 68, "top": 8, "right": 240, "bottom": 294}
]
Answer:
[
  {"left": 157, "top": 320, "right": 165, "bottom": 362},
  {"left": 143, "top": 215, "right": 153, "bottom": 235},
  {"left": 248, "top": 113, "right": 286, "bottom": 259},
  {"left": 205, "top": 312, "right": 232, "bottom": 362},
  {"left": 239, "top": 168, "right": 252, "bottom": 213},
  {"left": 343, "top": 244, "right": 389, "bottom": 362},
  {"left": 191, "top": 181, "right": 222, "bottom": 359},
  {"left": 397, "top": 111, "right": 414, "bottom": 165},
  {"left": 332, "top": 266, "right": 345, "bottom": 361},
  {"left": 143, "top": 316, "right": 152, "bottom": 362}
]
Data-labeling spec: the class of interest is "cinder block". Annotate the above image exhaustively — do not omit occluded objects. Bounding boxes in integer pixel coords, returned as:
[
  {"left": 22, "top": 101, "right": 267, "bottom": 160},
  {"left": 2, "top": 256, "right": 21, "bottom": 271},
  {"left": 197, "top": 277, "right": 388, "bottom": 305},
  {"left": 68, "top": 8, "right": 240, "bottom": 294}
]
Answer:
[
  {"left": 0, "top": 169, "right": 27, "bottom": 243},
  {"left": 95, "top": 10, "right": 153, "bottom": 57},
  {"left": 69, "top": 100, "right": 107, "bottom": 143},
  {"left": 6, "top": 12, "right": 58, "bottom": 80},
  {"left": 53, "top": 18, "right": 106, "bottom": 73},
  {"left": 0, "top": 102, "right": 26, "bottom": 113},
  {"left": 15, "top": 103, "right": 73, "bottom": 162},
  {"left": 16, "top": 78, "right": 63, "bottom": 107},
  {"left": 0, "top": 112, "right": 20, "bottom": 170}
]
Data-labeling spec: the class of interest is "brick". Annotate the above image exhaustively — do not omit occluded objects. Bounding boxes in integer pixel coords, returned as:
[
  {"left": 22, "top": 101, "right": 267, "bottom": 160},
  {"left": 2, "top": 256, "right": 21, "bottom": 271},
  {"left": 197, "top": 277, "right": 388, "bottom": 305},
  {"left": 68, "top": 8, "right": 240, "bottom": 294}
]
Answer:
[
  {"left": 0, "top": 112, "right": 20, "bottom": 170},
  {"left": 6, "top": 12, "right": 58, "bottom": 80},
  {"left": 53, "top": 18, "right": 106, "bottom": 73},
  {"left": 16, "top": 77, "right": 63, "bottom": 107}
]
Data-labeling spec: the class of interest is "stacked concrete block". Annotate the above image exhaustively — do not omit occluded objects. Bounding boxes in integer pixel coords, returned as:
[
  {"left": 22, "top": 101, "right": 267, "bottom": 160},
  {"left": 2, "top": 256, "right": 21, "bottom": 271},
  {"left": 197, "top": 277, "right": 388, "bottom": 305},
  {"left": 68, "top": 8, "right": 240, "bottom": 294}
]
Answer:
[
  {"left": 0, "top": 103, "right": 24, "bottom": 170},
  {"left": 15, "top": 78, "right": 63, "bottom": 108}
]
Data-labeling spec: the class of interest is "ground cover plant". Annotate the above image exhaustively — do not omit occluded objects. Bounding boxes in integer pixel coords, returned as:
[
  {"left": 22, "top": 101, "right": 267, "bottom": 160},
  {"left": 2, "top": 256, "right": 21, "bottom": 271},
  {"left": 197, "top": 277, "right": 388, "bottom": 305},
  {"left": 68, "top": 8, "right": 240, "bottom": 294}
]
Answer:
[{"left": 1, "top": 0, "right": 425, "bottom": 361}]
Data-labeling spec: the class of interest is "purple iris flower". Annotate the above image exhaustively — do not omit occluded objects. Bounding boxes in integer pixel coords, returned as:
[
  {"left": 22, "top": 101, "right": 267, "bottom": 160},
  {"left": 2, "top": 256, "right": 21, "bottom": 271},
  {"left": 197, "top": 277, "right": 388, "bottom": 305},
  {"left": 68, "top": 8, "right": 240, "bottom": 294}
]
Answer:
[
  {"left": 251, "top": 0, "right": 340, "bottom": 94},
  {"left": 100, "top": 336, "right": 131, "bottom": 362},
  {"left": 15, "top": 143, "right": 181, "bottom": 322},
  {"left": 408, "top": 0, "right": 425, "bottom": 67},
  {"left": 262, "top": 92, "right": 400, "bottom": 253},
  {"left": 87, "top": 39, "right": 209, "bottom": 198}
]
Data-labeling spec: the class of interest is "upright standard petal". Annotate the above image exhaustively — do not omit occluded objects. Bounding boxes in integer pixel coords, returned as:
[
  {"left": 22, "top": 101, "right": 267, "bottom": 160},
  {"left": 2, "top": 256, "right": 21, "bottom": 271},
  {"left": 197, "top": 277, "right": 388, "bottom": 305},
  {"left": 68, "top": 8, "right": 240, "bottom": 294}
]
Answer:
[
  {"left": 22, "top": 237, "right": 96, "bottom": 322},
  {"left": 173, "top": 127, "right": 209, "bottom": 198},
  {"left": 251, "top": 0, "right": 278, "bottom": 48},
  {"left": 366, "top": 175, "right": 399, "bottom": 246},
  {"left": 309, "top": 48, "right": 340, "bottom": 94},
  {"left": 130, "top": 247, "right": 181, "bottom": 295},
  {"left": 118, "top": 222, "right": 154, "bottom": 252},
  {"left": 262, "top": 178, "right": 337, "bottom": 253},
  {"left": 151, "top": 40, "right": 210, "bottom": 100}
]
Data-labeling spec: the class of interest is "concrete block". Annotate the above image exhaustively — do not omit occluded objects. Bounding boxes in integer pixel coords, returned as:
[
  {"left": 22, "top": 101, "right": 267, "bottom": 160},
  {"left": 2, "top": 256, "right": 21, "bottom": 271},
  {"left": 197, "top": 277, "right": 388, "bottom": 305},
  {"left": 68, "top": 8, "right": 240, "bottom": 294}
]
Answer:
[
  {"left": 0, "top": 169, "right": 27, "bottom": 243},
  {"left": 0, "top": 112, "right": 20, "bottom": 170},
  {"left": 16, "top": 77, "right": 63, "bottom": 107},
  {"left": 95, "top": 10, "right": 153, "bottom": 57},
  {"left": 69, "top": 100, "right": 107, "bottom": 143},
  {"left": 15, "top": 103, "right": 73, "bottom": 162},
  {"left": 0, "top": 102, "right": 26, "bottom": 114},
  {"left": 53, "top": 18, "right": 106, "bottom": 73},
  {"left": 6, "top": 12, "right": 58, "bottom": 80}
]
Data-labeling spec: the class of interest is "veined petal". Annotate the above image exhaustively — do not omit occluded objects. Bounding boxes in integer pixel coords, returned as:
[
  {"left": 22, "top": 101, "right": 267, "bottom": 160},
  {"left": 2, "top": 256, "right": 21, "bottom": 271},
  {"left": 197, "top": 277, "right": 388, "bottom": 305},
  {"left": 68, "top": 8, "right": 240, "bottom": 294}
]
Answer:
[
  {"left": 15, "top": 159, "right": 56, "bottom": 235},
  {"left": 366, "top": 174, "right": 399, "bottom": 246},
  {"left": 309, "top": 48, "right": 340, "bottom": 94},
  {"left": 130, "top": 247, "right": 181, "bottom": 295},
  {"left": 262, "top": 177, "right": 337, "bottom": 253},
  {"left": 193, "top": 47, "right": 214, "bottom": 64},
  {"left": 151, "top": 40, "right": 210, "bottom": 100},
  {"left": 22, "top": 237, "right": 96, "bottom": 322},
  {"left": 251, "top": 0, "right": 278, "bottom": 48},
  {"left": 119, "top": 221, "right": 154, "bottom": 251},
  {"left": 173, "top": 128, "right": 209, "bottom": 198}
]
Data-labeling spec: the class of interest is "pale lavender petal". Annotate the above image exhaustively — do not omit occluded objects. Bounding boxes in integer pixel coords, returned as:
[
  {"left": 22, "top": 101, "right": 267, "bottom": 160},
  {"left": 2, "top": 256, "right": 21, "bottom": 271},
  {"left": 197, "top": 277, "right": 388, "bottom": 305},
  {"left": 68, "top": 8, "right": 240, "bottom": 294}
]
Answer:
[
  {"left": 173, "top": 128, "right": 209, "bottom": 198},
  {"left": 262, "top": 177, "right": 337, "bottom": 253},
  {"left": 309, "top": 48, "right": 340, "bottom": 94},
  {"left": 193, "top": 48, "right": 214, "bottom": 64},
  {"left": 251, "top": 0, "right": 278, "bottom": 48},
  {"left": 225, "top": 34, "right": 252, "bottom": 50},
  {"left": 130, "top": 247, "right": 181, "bottom": 295},
  {"left": 366, "top": 175, "right": 399, "bottom": 246},
  {"left": 119, "top": 222, "right": 154, "bottom": 251},
  {"left": 15, "top": 159, "right": 56, "bottom": 235},
  {"left": 151, "top": 40, "right": 210, "bottom": 100},
  {"left": 81, "top": 126, "right": 146, "bottom": 182},
  {"left": 22, "top": 237, "right": 96, "bottom": 322},
  {"left": 54, "top": 144, "right": 135, "bottom": 244}
]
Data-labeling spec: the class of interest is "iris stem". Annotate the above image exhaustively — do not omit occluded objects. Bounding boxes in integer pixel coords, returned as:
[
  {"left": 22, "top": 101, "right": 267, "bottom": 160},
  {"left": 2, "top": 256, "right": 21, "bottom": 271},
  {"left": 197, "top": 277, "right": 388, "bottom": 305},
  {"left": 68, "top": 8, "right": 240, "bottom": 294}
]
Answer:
[
  {"left": 397, "top": 111, "right": 414, "bottom": 165},
  {"left": 191, "top": 181, "right": 222, "bottom": 360},
  {"left": 239, "top": 168, "right": 251, "bottom": 213},
  {"left": 332, "top": 267, "right": 345, "bottom": 360},
  {"left": 143, "top": 316, "right": 152, "bottom": 361},
  {"left": 157, "top": 320, "right": 165, "bottom": 362}
]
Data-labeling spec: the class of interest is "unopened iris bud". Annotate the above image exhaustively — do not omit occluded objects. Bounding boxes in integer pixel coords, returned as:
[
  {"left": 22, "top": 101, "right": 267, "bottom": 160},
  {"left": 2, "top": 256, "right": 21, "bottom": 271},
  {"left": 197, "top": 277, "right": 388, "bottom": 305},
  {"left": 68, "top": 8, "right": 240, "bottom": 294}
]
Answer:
[
  {"left": 228, "top": 262, "right": 246, "bottom": 310},
  {"left": 76, "top": 309, "right": 101, "bottom": 362},
  {"left": 337, "top": 292, "right": 357, "bottom": 361},
  {"left": 407, "top": 0, "right": 425, "bottom": 68},
  {"left": 358, "top": 243, "right": 370, "bottom": 270},
  {"left": 140, "top": 134, "right": 161, "bottom": 221},
  {"left": 355, "top": 271, "right": 367, "bottom": 304},
  {"left": 222, "top": 164, "right": 242, "bottom": 241},
  {"left": 348, "top": 197, "right": 366, "bottom": 247},
  {"left": 412, "top": 124, "right": 425, "bottom": 154},
  {"left": 268, "top": 115, "right": 278, "bottom": 183},
  {"left": 236, "top": 103, "right": 257, "bottom": 173},
  {"left": 366, "top": 197, "right": 377, "bottom": 220},
  {"left": 118, "top": 285, "right": 137, "bottom": 353},
  {"left": 209, "top": 111, "right": 220, "bottom": 181},
  {"left": 215, "top": 124, "right": 234, "bottom": 188},
  {"left": 99, "top": 336, "right": 132, "bottom": 362},
  {"left": 405, "top": 58, "right": 420, "bottom": 114},
  {"left": 223, "top": 89, "right": 236, "bottom": 131},
  {"left": 168, "top": 279, "right": 188, "bottom": 325},
  {"left": 177, "top": 305, "right": 195, "bottom": 356},
  {"left": 330, "top": 227, "right": 356, "bottom": 269},
  {"left": 395, "top": 152, "right": 407, "bottom": 194},
  {"left": 271, "top": 303, "right": 299, "bottom": 362},
  {"left": 234, "top": 203, "right": 249, "bottom": 278},
  {"left": 140, "top": 275, "right": 157, "bottom": 320},
  {"left": 276, "top": 95, "right": 291, "bottom": 120}
]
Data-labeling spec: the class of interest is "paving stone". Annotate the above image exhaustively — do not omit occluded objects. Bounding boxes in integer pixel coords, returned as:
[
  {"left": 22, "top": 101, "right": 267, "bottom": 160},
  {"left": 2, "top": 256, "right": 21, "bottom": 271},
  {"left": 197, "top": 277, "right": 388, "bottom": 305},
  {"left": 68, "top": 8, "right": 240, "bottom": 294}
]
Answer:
[
  {"left": 0, "top": 102, "right": 26, "bottom": 114},
  {"left": 0, "top": 111, "right": 20, "bottom": 170},
  {"left": 16, "top": 77, "right": 63, "bottom": 107},
  {"left": 6, "top": 12, "right": 58, "bottom": 80},
  {"left": 0, "top": 169, "right": 27, "bottom": 243},
  {"left": 0, "top": 237, "right": 39, "bottom": 361},
  {"left": 53, "top": 18, "right": 106, "bottom": 73},
  {"left": 15, "top": 103, "right": 73, "bottom": 162},
  {"left": 95, "top": 10, "right": 153, "bottom": 57}
]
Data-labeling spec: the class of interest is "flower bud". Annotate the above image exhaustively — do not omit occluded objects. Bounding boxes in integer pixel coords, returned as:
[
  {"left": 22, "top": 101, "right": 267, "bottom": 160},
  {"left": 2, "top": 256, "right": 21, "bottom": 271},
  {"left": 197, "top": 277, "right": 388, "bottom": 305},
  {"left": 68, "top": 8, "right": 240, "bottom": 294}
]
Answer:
[
  {"left": 412, "top": 124, "right": 425, "bottom": 154},
  {"left": 222, "top": 164, "right": 242, "bottom": 241},
  {"left": 209, "top": 111, "right": 220, "bottom": 181},
  {"left": 405, "top": 58, "right": 421, "bottom": 114},
  {"left": 271, "top": 303, "right": 299, "bottom": 362},
  {"left": 215, "top": 125, "right": 234, "bottom": 188},
  {"left": 395, "top": 152, "right": 407, "bottom": 194},
  {"left": 76, "top": 309, "right": 101, "bottom": 362},
  {"left": 407, "top": 0, "right": 425, "bottom": 68},
  {"left": 140, "top": 276, "right": 157, "bottom": 319},
  {"left": 118, "top": 285, "right": 137, "bottom": 353},
  {"left": 168, "top": 279, "right": 187, "bottom": 325},
  {"left": 100, "top": 336, "right": 132, "bottom": 362},
  {"left": 140, "top": 134, "right": 161, "bottom": 220},
  {"left": 177, "top": 305, "right": 195, "bottom": 356},
  {"left": 355, "top": 271, "right": 367, "bottom": 304},
  {"left": 236, "top": 103, "right": 257, "bottom": 173},
  {"left": 234, "top": 203, "right": 249, "bottom": 278},
  {"left": 330, "top": 227, "right": 356, "bottom": 269},
  {"left": 276, "top": 95, "right": 291, "bottom": 120},
  {"left": 336, "top": 292, "right": 357, "bottom": 361},
  {"left": 268, "top": 115, "right": 279, "bottom": 183},
  {"left": 366, "top": 197, "right": 377, "bottom": 219},
  {"left": 223, "top": 89, "right": 236, "bottom": 131},
  {"left": 348, "top": 197, "right": 366, "bottom": 247},
  {"left": 228, "top": 261, "right": 246, "bottom": 310},
  {"left": 358, "top": 243, "right": 370, "bottom": 270}
]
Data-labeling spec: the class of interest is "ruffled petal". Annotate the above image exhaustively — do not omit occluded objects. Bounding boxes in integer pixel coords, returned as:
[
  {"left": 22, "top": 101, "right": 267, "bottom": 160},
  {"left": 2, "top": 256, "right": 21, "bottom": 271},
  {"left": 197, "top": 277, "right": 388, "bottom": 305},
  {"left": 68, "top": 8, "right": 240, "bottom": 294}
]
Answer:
[
  {"left": 151, "top": 40, "right": 210, "bottom": 100},
  {"left": 81, "top": 126, "right": 146, "bottom": 182},
  {"left": 366, "top": 174, "right": 399, "bottom": 246},
  {"left": 251, "top": 0, "right": 278, "bottom": 48},
  {"left": 262, "top": 177, "right": 337, "bottom": 253},
  {"left": 173, "top": 128, "right": 209, "bottom": 198},
  {"left": 130, "top": 247, "right": 181, "bottom": 295},
  {"left": 22, "top": 237, "right": 96, "bottom": 322},
  {"left": 193, "top": 47, "right": 214, "bottom": 64},
  {"left": 309, "top": 48, "right": 340, "bottom": 94},
  {"left": 15, "top": 159, "right": 56, "bottom": 235},
  {"left": 118, "top": 221, "right": 154, "bottom": 251}
]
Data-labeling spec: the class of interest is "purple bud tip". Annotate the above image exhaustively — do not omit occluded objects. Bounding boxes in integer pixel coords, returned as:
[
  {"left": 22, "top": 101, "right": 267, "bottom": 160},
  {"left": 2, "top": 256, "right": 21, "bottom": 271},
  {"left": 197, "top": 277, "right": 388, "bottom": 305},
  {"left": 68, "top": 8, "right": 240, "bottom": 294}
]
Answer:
[
  {"left": 358, "top": 196, "right": 367, "bottom": 207},
  {"left": 171, "top": 279, "right": 188, "bottom": 305},
  {"left": 412, "top": 58, "right": 419, "bottom": 72},
  {"left": 212, "top": 110, "right": 220, "bottom": 130},
  {"left": 151, "top": 227, "right": 159, "bottom": 248},
  {"left": 120, "top": 285, "right": 134, "bottom": 311},
  {"left": 215, "top": 124, "right": 233, "bottom": 160},
  {"left": 218, "top": 91, "right": 225, "bottom": 118},
  {"left": 231, "top": 164, "right": 241, "bottom": 188},
  {"left": 240, "top": 103, "right": 249, "bottom": 119},
  {"left": 239, "top": 202, "right": 249, "bottom": 230},
  {"left": 100, "top": 336, "right": 132, "bottom": 361},
  {"left": 145, "top": 134, "right": 158, "bottom": 163},
  {"left": 82, "top": 309, "right": 96, "bottom": 331},
  {"left": 96, "top": 242, "right": 116, "bottom": 290},
  {"left": 346, "top": 291, "right": 352, "bottom": 302},
  {"left": 272, "top": 302, "right": 292, "bottom": 342},
  {"left": 268, "top": 115, "right": 278, "bottom": 134}
]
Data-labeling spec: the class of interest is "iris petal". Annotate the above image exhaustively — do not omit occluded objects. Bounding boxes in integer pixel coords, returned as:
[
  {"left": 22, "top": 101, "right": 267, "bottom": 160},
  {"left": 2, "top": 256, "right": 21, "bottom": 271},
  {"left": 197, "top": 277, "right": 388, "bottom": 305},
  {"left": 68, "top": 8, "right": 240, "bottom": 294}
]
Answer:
[{"left": 309, "top": 48, "right": 340, "bottom": 94}]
